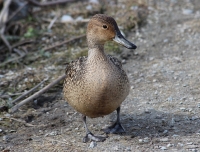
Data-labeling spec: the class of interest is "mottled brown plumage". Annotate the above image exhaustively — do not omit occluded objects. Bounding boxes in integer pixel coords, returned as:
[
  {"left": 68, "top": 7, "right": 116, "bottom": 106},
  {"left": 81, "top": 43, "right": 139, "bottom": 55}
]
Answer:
[{"left": 63, "top": 14, "right": 137, "bottom": 142}]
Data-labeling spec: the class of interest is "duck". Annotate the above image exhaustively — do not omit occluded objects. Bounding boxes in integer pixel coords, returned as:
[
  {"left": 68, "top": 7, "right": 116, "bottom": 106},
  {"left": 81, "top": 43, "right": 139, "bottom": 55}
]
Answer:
[{"left": 63, "top": 14, "right": 137, "bottom": 143}]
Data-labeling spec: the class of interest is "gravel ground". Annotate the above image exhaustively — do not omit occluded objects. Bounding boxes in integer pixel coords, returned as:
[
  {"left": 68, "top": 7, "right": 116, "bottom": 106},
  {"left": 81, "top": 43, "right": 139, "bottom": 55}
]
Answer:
[{"left": 1, "top": 0, "right": 200, "bottom": 151}]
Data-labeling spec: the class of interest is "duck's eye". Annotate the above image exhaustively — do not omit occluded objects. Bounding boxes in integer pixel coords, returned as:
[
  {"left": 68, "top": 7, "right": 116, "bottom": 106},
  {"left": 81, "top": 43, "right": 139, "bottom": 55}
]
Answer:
[{"left": 103, "top": 25, "right": 108, "bottom": 29}]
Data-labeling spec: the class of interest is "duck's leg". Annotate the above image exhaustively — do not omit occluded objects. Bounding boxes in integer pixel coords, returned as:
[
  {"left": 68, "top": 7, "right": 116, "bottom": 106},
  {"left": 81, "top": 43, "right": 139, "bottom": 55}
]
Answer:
[
  {"left": 82, "top": 115, "right": 106, "bottom": 143},
  {"left": 103, "top": 107, "right": 125, "bottom": 134}
]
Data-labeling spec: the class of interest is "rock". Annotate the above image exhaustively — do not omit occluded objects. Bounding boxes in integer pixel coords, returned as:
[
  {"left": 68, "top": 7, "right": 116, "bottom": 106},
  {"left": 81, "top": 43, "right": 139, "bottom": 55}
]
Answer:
[
  {"left": 185, "top": 145, "right": 198, "bottom": 149},
  {"left": 181, "top": 97, "right": 187, "bottom": 101},
  {"left": 2, "top": 135, "right": 8, "bottom": 141},
  {"left": 167, "top": 96, "right": 173, "bottom": 102},
  {"left": 163, "top": 39, "right": 169, "bottom": 43},
  {"left": 138, "top": 137, "right": 150, "bottom": 143},
  {"left": 153, "top": 79, "right": 157, "bottom": 82},
  {"left": 89, "top": 141, "right": 97, "bottom": 148},
  {"left": 167, "top": 143, "right": 173, "bottom": 147},
  {"left": 122, "top": 59, "right": 126, "bottom": 64},
  {"left": 180, "top": 107, "right": 186, "bottom": 111},
  {"left": 160, "top": 146, "right": 167, "bottom": 150},
  {"left": 86, "top": 5, "right": 92, "bottom": 10},
  {"left": 163, "top": 130, "right": 168, "bottom": 134},
  {"left": 172, "top": 134, "right": 179, "bottom": 138},
  {"left": 4, "top": 113, "right": 10, "bottom": 117},
  {"left": 75, "top": 16, "right": 83, "bottom": 21},
  {"left": 61, "top": 15, "right": 74, "bottom": 22},
  {"left": 113, "top": 145, "right": 119, "bottom": 150},
  {"left": 45, "top": 131, "right": 58, "bottom": 136},
  {"left": 182, "top": 9, "right": 193, "bottom": 15},
  {"left": 143, "top": 137, "right": 150, "bottom": 143},
  {"left": 160, "top": 138, "right": 169, "bottom": 142},
  {"left": 186, "top": 142, "right": 193, "bottom": 145},
  {"left": 89, "top": 0, "right": 99, "bottom": 4},
  {"left": 191, "top": 116, "right": 199, "bottom": 120},
  {"left": 177, "top": 143, "right": 184, "bottom": 147}
]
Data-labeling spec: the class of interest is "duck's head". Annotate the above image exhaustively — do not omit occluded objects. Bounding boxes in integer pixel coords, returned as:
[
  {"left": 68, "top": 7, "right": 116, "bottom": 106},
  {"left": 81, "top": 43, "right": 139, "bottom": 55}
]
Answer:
[{"left": 87, "top": 14, "right": 137, "bottom": 49}]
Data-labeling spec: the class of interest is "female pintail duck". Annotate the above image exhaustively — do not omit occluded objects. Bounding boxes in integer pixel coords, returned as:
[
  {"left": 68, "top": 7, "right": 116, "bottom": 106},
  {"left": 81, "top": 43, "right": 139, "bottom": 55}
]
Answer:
[{"left": 63, "top": 14, "right": 137, "bottom": 142}]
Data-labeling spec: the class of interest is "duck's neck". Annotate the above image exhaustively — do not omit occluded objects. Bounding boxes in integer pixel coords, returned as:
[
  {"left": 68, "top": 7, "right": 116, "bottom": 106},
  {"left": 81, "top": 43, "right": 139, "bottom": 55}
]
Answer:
[{"left": 87, "top": 43, "right": 107, "bottom": 61}]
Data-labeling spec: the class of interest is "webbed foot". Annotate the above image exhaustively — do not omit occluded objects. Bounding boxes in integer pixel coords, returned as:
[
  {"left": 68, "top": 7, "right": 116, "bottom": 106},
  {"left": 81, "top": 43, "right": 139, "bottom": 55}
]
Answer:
[
  {"left": 103, "top": 107, "right": 125, "bottom": 134},
  {"left": 103, "top": 122, "right": 125, "bottom": 134},
  {"left": 83, "top": 132, "right": 106, "bottom": 143}
]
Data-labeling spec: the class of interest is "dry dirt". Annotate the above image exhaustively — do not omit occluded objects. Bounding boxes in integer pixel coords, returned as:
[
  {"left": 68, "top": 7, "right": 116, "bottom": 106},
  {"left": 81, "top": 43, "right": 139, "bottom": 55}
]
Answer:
[{"left": 1, "top": 0, "right": 200, "bottom": 151}]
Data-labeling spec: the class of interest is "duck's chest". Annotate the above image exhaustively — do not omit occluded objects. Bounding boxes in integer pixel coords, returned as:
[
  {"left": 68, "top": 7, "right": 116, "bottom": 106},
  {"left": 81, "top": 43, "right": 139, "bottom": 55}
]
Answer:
[{"left": 84, "top": 59, "right": 129, "bottom": 92}]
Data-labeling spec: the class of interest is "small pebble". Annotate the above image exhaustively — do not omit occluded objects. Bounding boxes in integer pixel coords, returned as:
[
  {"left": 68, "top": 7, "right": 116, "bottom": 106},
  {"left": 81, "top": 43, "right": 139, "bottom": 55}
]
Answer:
[
  {"left": 89, "top": 141, "right": 97, "bottom": 148},
  {"left": 86, "top": 5, "right": 92, "bottom": 10},
  {"left": 172, "top": 134, "right": 179, "bottom": 137},
  {"left": 167, "top": 96, "right": 173, "bottom": 102},
  {"left": 160, "top": 146, "right": 167, "bottom": 150},
  {"left": 61, "top": 15, "right": 74, "bottom": 22},
  {"left": 163, "top": 130, "right": 168, "bottom": 134},
  {"left": 89, "top": 0, "right": 99, "bottom": 4},
  {"left": 182, "top": 84, "right": 188, "bottom": 87},
  {"left": 4, "top": 113, "right": 10, "bottom": 117},
  {"left": 180, "top": 107, "right": 186, "bottom": 111},
  {"left": 167, "top": 143, "right": 173, "bottom": 147},
  {"left": 186, "top": 142, "right": 193, "bottom": 145},
  {"left": 177, "top": 143, "right": 184, "bottom": 147},
  {"left": 2, "top": 135, "right": 8, "bottom": 141},
  {"left": 192, "top": 116, "right": 199, "bottom": 120},
  {"left": 113, "top": 145, "right": 119, "bottom": 150},
  {"left": 143, "top": 137, "right": 150, "bottom": 143},
  {"left": 163, "top": 39, "right": 169, "bottom": 43},
  {"left": 182, "top": 9, "right": 193, "bottom": 15},
  {"left": 75, "top": 16, "right": 83, "bottom": 21},
  {"left": 160, "top": 138, "right": 169, "bottom": 142},
  {"left": 181, "top": 97, "right": 187, "bottom": 101},
  {"left": 122, "top": 59, "right": 126, "bottom": 64}
]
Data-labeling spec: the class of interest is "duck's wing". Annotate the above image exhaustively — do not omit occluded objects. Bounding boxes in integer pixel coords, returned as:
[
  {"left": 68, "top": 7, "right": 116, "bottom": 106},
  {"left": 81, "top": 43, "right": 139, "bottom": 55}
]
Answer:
[
  {"left": 65, "top": 56, "right": 87, "bottom": 81},
  {"left": 107, "top": 54, "right": 122, "bottom": 69}
]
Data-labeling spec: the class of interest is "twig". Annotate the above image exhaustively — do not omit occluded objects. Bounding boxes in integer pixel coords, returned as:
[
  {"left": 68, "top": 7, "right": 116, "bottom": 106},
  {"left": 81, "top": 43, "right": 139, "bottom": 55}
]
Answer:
[
  {"left": 0, "top": 50, "right": 26, "bottom": 67},
  {"left": 11, "top": 77, "right": 49, "bottom": 104},
  {"left": 42, "top": 18, "right": 90, "bottom": 24},
  {"left": 0, "top": 0, "right": 11, "bottom": 28},
  {"left": 10, "top": 118, "right": 37, "bottom": 127},
  {"left": 13, "top": 48, "right": 25, "bottom": 56},
  {"left": 43, "top": 34, "right": 86, "bottom": 51},
  {"left": 9, "top": 74, "right": 66, "bottom": 113},
  {"left": 3, "top": 117, "right": 47, "bottom": 127},
  {"left": 0, "top": 34, "right": 12, "bottom": 51},
  {"left": 12, "top": 40, "right": 35, "bottom": 48},
  {"left": 28, "top": 0, "right": 76, "bottom": 6},
  {"left": 48, "top": 16, "right": 58, "bottom": 30},
  {"left": 0, "top": 0, "right": 12, "bottom": 52}
]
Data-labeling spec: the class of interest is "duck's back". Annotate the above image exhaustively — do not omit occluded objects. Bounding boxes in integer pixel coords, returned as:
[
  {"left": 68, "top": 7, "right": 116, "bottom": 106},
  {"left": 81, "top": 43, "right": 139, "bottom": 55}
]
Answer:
[{"left": 63, "top": 55, "right": 130, "bottom": 118}]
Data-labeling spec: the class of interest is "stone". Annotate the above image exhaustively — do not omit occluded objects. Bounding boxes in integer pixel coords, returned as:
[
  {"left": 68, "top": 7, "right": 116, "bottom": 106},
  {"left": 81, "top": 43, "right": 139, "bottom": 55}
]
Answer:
[
  {"left": 89, "top": 141, "right": 97, "bottom": 148},
  {"left": 160, "top": 138, "right": 169, "bottom": 142}
]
